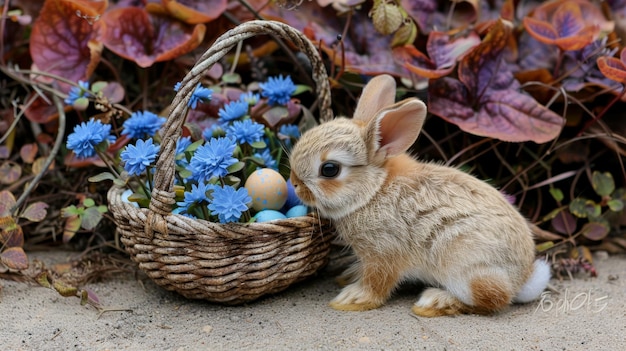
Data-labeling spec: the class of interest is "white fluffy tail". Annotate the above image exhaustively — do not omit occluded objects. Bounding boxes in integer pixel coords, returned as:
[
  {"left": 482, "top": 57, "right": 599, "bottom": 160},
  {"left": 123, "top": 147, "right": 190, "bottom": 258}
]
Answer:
[{"left": 513, "top": 259, "right": 551, "bottom": 303}]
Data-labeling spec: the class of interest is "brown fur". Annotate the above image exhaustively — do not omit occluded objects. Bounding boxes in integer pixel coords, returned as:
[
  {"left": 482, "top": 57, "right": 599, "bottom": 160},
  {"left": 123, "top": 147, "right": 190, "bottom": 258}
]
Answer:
[{"left": 289, "top": 75, "right": 548, "bottom": 317}]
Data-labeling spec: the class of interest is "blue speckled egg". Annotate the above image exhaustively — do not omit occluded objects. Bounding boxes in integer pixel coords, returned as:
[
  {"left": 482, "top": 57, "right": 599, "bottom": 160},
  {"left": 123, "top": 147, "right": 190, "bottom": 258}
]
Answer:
[
  {"left": 286, "top": 205, "right": 309, "bottom": 218},
  {"left": 245, "top": 168, "right": 288, "bottom": 211},
  {"left": 254, "top": 209, "right": 287, "bottom": 222}
]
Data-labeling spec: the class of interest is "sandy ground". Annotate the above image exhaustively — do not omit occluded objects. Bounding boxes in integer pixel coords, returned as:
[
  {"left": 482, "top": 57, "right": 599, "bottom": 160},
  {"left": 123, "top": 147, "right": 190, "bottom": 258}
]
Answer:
[{"left": 1, "top": 250, "right": 625, "bottom": 351}]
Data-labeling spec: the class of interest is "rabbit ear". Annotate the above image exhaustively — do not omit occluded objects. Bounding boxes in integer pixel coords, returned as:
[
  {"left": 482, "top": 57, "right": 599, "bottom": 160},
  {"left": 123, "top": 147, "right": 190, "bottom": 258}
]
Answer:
[
  {"left": 353, "top": 75, "right": 397, "bottom": 122},
  {"left": 366, "top": 98, "right": 427, "bottom": 159}
]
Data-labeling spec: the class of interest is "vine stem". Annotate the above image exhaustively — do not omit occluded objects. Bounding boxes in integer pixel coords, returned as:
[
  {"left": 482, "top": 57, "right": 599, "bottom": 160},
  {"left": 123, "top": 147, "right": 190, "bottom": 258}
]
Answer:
[
  {"left": 578, "top": 85, "right": 626, "bottom": 136},
  {"left": 10, "top": 95, "right": 66, "bottom": 214}
]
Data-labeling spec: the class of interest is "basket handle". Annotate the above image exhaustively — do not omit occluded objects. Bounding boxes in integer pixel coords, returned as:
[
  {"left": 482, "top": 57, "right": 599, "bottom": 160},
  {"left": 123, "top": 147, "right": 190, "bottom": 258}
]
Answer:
[{"left": 148, "top": 20, "right": 333, "bottom": 218}]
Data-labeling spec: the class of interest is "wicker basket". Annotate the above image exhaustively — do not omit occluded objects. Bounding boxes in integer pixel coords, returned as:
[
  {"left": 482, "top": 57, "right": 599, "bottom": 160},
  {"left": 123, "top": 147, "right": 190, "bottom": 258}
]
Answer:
[{"left": 107, "top": 20, "right": 335, "bottom": 305}]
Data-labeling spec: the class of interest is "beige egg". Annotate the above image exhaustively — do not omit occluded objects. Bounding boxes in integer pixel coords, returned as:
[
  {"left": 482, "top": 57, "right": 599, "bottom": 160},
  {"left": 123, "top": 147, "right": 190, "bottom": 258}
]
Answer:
[{"left": 245, "top": 168, "right": 288, "bottom": 211}]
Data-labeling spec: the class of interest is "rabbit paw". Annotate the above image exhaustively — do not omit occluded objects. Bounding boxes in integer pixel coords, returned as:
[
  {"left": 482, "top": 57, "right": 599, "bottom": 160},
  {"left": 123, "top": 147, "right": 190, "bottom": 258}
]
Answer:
[
  {"left": 329, "top": 283, "right": 383, "bottom": 311},
  {"left": 411, "top": 288, "right": 466, "bottom": 317}
]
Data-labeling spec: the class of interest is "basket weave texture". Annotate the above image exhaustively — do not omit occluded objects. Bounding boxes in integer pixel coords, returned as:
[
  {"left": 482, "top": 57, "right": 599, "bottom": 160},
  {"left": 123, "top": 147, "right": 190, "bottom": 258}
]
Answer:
[{"left": 107, "top": 20, "right": 335, "bottom": 305}]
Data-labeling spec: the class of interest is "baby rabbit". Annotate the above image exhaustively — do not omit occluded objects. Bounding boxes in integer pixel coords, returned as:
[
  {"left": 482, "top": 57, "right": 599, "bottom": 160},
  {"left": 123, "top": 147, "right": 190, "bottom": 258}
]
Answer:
[{"left": 289, "top": 75, "right": 550, "bottom": 317}]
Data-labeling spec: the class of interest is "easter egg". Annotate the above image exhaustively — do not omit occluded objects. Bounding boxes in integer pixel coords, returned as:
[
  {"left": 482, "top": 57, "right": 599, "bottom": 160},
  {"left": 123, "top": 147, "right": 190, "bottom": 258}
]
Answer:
[
  {"left": 245, "top": 168, "right": 288, "bottom": 211},
  {"left": 286, "top": 205, "right": 309, "bottom": 218},
  {"left": 254, "top": 210, "right": 287, "bottom": 222}
]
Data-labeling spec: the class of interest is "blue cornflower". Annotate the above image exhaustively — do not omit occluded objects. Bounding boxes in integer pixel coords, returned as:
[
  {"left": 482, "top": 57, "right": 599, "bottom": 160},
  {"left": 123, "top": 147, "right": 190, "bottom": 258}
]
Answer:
[
  {"left": 176, "top": 136, "right": 192, "bottom": 155},
  {"left": 175, "top": 82, "right": 213, "bottom": 109},
  {"left": 239, "top": 91, "right": 260, "bottom": 105},
  {"left": 259, "top": 75, "right": 296, "bottom": 106},
  {"left": 121, "top": 111, "right": 166, "bottom": 139},
  {"left": 65, "top": 80, "right": 90, "bottom": 105},
  {"left": 218, "top": 100, "right": 249, "bottom": 124},
  {"left": 226, "top": 119, "right": 265, "bottom": 146},
  {"left": 202, "top": 124, "right": 225, "bottom": 140},
  {"left": 120, "top": 138, "right": 160, "bottom": 176},
  {"left": 176, "top": 182, "right": 213, "bottom": 212},
  {"left": 66, "top": 119, "right": 114, "bottom": 159},
  {"left": 254, "top": 149, "right": 277, "bottom": 170},
  {"left": 189, "top": 137, "right": 238, "bottom": 181},
  {"left": 279, "top": 124, "right": 300, "bottom": 148},
  {"left": 208, "top": 185, "right": 251, "bottom": 223}
]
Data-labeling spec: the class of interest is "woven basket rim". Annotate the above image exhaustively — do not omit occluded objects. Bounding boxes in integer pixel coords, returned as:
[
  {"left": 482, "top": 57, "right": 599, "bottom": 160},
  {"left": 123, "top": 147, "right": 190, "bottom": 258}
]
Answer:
[{"left": 108, "top": 185, "right": 329, "bottom": 233}]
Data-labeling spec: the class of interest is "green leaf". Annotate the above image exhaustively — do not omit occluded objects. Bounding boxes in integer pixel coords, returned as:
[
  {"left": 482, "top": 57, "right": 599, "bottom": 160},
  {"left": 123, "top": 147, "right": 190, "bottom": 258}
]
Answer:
[
  {"left": 91, "top": 81, "right": 108, "bottom": 93},
  {"left": 250, "top": 140, "right": 267, "bottom": 149},
  {"left": 293, "top": 84, "right": 313, "bottom": 95},
  {"left": 178, "top": 169, "right": 192, "bottom": 179},
  {"left": 61, "top": 205, "right": 82, "bottom": 217},
  {"left": 569, "top": 198, "right": 600, "bottom": 218},
  {"left": 0, "top": 247, "right": 28, "bottom": 270},
  {"left": 113, "top": 178, "right": 127, "bottom": 187},
  {"left": 20, "top": 202, "right": 48, "bottom": 222},
  {"left": 83, "top": 198, "right": 95, "bottom": 208},
  {"left": 187, "top": 139, "right": 204, "bottom": 153},
  {"left": 96, "top": 205, "right": 108, "bottom": 214},
  {"left": 224, "top": 175, "right": 241, "bottom": 188},
  {"left": 73, "top": 97, "right": 89, "bottom": 111},
  {"left": 542, "top": 207, "right": 564, "bottom": 221},
  {"left": 88, "top": 172, "right": 117, "bottom": 183},
  {"left": 592, "top": 171, "right": 615, "bottom": 197},
  {"left": 227, "top": 161, "right": 245, "bottom": 174},
  {"left": 222, "top": 72, "right": 242, "bottom": 84},
  {"left": 535, "top": 241, "right": 554, "bottom": 252},
  {"left": 581, "top": 221, "right": 610, "bottom": 241},
  {"left": 608, "top": 199, "right": 624, "bottom": 212},
  {"left": 80, "top": 207, "right": 103, "bottom": 230},
  {"left": 549, "top": 188, "right": 564, "bottom": 202}
]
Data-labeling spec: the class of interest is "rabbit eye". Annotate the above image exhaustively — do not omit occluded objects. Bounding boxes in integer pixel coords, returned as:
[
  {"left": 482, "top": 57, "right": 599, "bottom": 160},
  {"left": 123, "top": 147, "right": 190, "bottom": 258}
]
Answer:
[{"left": 319, "top": 161, "right": 341, "bottom": 178}]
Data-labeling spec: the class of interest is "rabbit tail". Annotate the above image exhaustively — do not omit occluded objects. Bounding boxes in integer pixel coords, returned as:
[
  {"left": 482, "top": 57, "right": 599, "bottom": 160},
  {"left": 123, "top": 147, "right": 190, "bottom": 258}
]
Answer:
[{"left": 513, "top": 259, "right": 551, "bottom": 303}]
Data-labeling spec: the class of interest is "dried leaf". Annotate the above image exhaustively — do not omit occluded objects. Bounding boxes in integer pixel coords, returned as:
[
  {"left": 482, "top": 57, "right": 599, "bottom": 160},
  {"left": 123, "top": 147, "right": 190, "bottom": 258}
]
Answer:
[
  {"left": 597, "top": 54, "right": 626, "bottom": 84},
  {"left": 53, "top": 280, "right": 78, "bottom": 297},
  {"left": 1, "top": 225, "right": 24, "bottom": 248},
  {"left": 20, "top": 143, "right": 38, "bottom": 164},
  {"left": 523, "top": 0, "right": 613, "bottom": 52},
  {"left": 391, "top": 18, "right": 417, "bottom": 47},
  {"left": 402, "top": 30, "right": 481, "bottom": 79},
  {"left": 551, "top": 210, "right": 577, "bottom": 235},
  {"left": 428, "top": 20, "right": 563, "bottom": 143},
  {"left": 0, "top": 190, "right": 16, "bottom": 217},
  {"left": 161, "top": 0, "right": 227, "bottom": 25},
  {"left": 63, "top": 214, "right": 81, "bottom": 243},
  {"left": 20, "top": 202, "right": 49, "bottom": 222},
  {"left": 370, "top": 0, "right": 403, "bottom": 35},
  {"left": 1, "top": 247, "right": 29, "bottom": 270},
  {"left": 0, "top": 161, "right": 22, "bottom": 185},
  {"left": 99, "top": 7, "right": 206, "bottom": 68},
  {"left": 32, "top": 156, "right": 55, "bottom": 175},
  {"left": 36, "top": 272, "right": 52, "bottom": 288},
  {"left": 23, "top": 93, "right": 66, "bottom": 124},
  {"left": 29, "top": 0, "right": 104, "bottom": 92}
]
